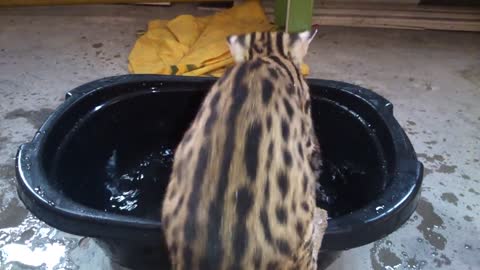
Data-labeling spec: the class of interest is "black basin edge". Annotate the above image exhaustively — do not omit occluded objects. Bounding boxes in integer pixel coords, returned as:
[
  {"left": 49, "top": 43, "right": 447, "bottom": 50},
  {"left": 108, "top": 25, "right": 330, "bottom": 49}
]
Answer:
[
  {"left": 16, "top": 143, "right": 162, "bottom": 241},
  {"left": 15, "top": 74, "right": 423, "bottom": 251},
  {"left": 308, "top": 79, "right": 424, "bottom": 249}
]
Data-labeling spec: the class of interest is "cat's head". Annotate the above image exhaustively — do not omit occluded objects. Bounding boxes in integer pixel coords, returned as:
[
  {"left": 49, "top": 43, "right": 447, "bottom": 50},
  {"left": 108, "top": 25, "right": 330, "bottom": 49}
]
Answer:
[{"left": 227, "top": 30, "right": 317, "bottom": 66}]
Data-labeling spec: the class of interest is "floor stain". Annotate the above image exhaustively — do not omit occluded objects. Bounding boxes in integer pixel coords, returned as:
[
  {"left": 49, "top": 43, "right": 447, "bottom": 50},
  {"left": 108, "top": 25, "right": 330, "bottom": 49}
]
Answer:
[
  {"left": 416, "top": 198, "right": 447, "bottom": 250},
  {"left": 407, "top": 129, "right": 418, "bottom": 136},
  {"left": 4, "top": 108, "right": 54, "bottom": 130},
  {"left": 468, "top": 188, "right": 479, "bottom": 195},
  {"left": 370, "top": 240, "right": 384, "bottom": 270},
  {"left": 78, "top": 237, "right": 90, "bottom": 248},
  {"left": 0, "top": 161, "right": 28, "bottom": 229},
  {"left": 459, "top": 65, "right": 480, "bottom": 87},
  {"left": 0, "top": 163, "right": 15, "bottom": 182},
  {"left": 463, "top": 216, "right": 473, "bottom": 222},
  {"left": 0, "top": 197, "right": 29, "bottom": 229},
  {"left": 18, "top": 228, "right": 35, "bottom": 243},
  {"left": 317, "top": 251, "right": 342, "bottom": 270},
  {"left": 423, "top": 167, "right": 433, "bottom": 177},
  {"left": 417, "top": 153, "right": 444, "bottom": 163},
  {"left": 378, "top": 248, "right": 402, "bottom": 269},
  {"left": 370, "top": 240, "right": 406, "bottom": 270},
  {"left": 440, "top": 192, "right": 458, "bottom": 206},
  {"left": 436, "top": 164, "right": 457, "bottom": 174},
  {"left": 433, "top": 253, "right": 452, "bottom": 268},
  {"left": 424, "top": 81, "right": 433, "bottom": 91},
  {"left": 406, "top": 256, "right": 427, "bottom": 269},
  {"left": 0, "top": 135, "right": 9, "bottom": 152},
  {"left": 461, "top": 174, "right": 471, "bottom": 180},
  {"left": 92, "top": 42, "right": 103, "bottom": 48},
  {"left": 417, "top": 154, "right": 457, "bottom": 175}
]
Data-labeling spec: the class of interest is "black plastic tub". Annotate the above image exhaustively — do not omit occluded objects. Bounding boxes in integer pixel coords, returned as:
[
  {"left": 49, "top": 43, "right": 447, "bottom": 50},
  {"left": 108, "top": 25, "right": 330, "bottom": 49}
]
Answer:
[{"left": 16, "top": 75, "right": 423, "bottom": 269}]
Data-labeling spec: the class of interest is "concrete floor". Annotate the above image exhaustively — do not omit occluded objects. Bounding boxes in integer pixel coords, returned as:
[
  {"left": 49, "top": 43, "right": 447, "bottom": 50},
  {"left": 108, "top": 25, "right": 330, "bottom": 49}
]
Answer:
[{"left": 0, "top": 3, "right": 479, "bottom": 270}]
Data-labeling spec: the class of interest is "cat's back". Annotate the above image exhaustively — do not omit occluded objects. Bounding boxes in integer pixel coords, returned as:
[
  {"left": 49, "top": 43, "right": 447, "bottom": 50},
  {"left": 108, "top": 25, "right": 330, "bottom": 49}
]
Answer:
[{"left": 162, "top": 31, "right": 320, "bottom": 270}]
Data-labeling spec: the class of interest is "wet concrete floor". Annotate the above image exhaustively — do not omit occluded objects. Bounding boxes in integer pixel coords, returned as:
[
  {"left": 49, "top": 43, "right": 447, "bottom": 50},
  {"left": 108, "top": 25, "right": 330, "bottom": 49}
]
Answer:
[{"left": 0, "top": 3, "right": 479, "bottom": 270}]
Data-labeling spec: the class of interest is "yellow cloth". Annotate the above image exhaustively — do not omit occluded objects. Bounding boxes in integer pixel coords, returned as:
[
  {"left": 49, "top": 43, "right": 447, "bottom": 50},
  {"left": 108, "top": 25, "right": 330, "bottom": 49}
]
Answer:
[{"left": 128, "top": 1, "right": 310, "bottom": 77}]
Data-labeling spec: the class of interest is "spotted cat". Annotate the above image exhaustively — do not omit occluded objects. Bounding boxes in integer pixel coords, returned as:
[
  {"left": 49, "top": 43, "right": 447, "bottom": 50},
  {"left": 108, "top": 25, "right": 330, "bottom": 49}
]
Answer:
[{"left": 161, "top": 30, "right": 328, "bottom": 270}]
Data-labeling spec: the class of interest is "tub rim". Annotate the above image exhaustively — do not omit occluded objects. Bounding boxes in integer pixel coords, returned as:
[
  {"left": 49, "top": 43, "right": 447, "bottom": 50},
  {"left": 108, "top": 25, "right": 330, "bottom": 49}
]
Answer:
[{"left": 15, "top": 74, "right": 423, "bottom": 250}]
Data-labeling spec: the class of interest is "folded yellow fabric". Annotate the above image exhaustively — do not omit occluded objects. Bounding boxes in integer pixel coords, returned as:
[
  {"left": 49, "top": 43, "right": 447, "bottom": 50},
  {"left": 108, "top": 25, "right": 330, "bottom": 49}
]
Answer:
[{"left": 128, "top": 1, "right": 310, "bottom": 77}]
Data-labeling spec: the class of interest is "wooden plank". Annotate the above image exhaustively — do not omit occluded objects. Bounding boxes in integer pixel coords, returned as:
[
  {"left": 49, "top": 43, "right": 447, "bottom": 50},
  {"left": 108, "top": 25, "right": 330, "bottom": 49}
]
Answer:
[
  {"left": 318, "top": 0, "right": 419, "bottom": 4},
  {"left": 420, "top": 0, "right": 480, "bottom": 5},
  {"left": 311, "top": 9, "right": 480, "bottom": 21},
  {"left": 0, "top": 0, "right": 231, "bottom": 6},
  {"left": 265, "top": 6, "right": 480, "bottom": 16},
  {"left": 135, "top": 2, "right": 171, "bottom": 5},
  {"left": 320, "top": 0, "right": 418, "bottom": 2},
  {"left": 265, "top": 8, "right": 480, "bottom": 21},
  {"left": 264, "top": 3, "right": 480, "bottom": 15},
  {"left": 312, "top": 15, "right": 480, "bottom": 31},
  {"left": 197, "top": 1, "right": 233, "bottom": 10},
  {"left": 264, "top": 2, "right": 480, "bottom": 32},
  {"left": 314, "top": 3, "right": 480, "bottom": 14}
]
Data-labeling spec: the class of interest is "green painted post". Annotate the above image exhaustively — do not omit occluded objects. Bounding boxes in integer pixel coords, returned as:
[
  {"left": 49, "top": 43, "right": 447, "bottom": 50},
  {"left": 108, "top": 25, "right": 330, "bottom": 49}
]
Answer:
[
  {"left": 274, "top": 0, "right": 288, "bottom": 30},
  {"left": 274, "top": 0, "right": 313, "bottom": 32}
]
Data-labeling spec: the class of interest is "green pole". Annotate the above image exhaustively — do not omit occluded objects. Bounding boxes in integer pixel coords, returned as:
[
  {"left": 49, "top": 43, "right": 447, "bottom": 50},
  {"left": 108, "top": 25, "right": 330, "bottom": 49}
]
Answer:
[{"left": 274, "top": 0, "right": 313, "bottom": 32}]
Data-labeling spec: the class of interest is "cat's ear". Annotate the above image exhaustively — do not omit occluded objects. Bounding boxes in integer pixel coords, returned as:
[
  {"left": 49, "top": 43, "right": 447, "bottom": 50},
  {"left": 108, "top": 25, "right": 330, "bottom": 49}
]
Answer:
[
  {"left": 289, "top": 29, "right": 317, "bottom": 64},
  {"left": 227, "top": 34, "right": 248, "bottom": 63}
]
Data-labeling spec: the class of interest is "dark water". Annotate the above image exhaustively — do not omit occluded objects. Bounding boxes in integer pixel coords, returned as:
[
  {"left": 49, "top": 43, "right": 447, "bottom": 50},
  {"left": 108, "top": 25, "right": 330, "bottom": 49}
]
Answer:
[
  {"left": 50, "top": 91, "right": 195, "bottom": 220},
  {"left": 316, "top": 160, "right": 367, "bottom": 218},
  {"left": 104, "top": 147, "right": 174, "bottom": 216},
  {"left": 53, "top": 140, "right": 175, "bottom": 219},
  {"left": 50, "top": 91, "right": 387, "bottom": 220},
  {"left": 312, "top": 97, "right": 388, "bottom": 218}
]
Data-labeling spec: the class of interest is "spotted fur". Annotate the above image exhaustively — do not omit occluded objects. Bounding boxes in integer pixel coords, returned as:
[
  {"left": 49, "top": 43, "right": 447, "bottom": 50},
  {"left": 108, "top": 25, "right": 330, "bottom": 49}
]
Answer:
[{"left": 161, "top": 30, "right": 327, "bottom": 270}]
